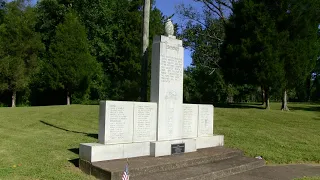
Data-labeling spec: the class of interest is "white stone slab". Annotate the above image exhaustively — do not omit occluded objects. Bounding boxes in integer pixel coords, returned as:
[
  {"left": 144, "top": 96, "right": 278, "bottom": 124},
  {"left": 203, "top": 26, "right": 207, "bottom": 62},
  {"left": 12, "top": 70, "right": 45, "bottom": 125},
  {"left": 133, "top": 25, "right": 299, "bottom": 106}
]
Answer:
[
  {"left": 124, "top": 142, "right": 150, "bottom": 158},
  {"left": 133, "top": 102, "right": 157, "bottom": 142},
  {"left": 80, "top": 143, "right": 124, "bottom": 162},
  {"left": 151, "top": 35, "right": 184, "bottom": 141},
  {"left": 182, "top": 104, "right": 198, "bottom": 138},
  {"left": 98, "top": 101, "right": 134, "bottom": 145},
  {"left": 198, "top": 105, "right": 214, "bottom": 137},
  {"left": 80, "top": 142, "right": 152, "bottom": 162},
  {"left": 150, "top": 139, "right": 196, "bottom": 157},
  {"left": 196, "top": 135, "right": 224, "bottom": 149}
]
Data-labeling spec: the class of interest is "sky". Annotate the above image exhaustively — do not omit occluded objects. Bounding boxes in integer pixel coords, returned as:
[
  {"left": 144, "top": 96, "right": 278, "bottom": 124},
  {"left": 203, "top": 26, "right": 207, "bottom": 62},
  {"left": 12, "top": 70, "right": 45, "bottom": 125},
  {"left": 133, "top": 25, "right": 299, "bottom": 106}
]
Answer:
[{"left": 155, "top": 0, "right": 199, "bottom": 67}]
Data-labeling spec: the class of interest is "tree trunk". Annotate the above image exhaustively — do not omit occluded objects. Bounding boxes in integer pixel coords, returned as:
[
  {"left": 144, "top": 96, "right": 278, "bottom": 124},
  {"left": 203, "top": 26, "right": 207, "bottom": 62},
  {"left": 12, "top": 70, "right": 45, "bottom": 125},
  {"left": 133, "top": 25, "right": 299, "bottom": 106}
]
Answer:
[
  {"left": 261, "top": 86, "right": 265, "bottom": 105},
  {"left": 140, "top": 0, "right": 150, "bottom": 102},
  {"left": 264, "top": 87, "right": 270, "bottom": 110},
  {"left": 67, "top": 91, "right": 70, "bottom": 105},
  {"left": 11, "top": 91, "right": 16, "bottom": 108},
  {"left": 281, "top": 90, "right": 289, "bottom": 111},
  {"left": 306, "top": 74, "right": 311, "bottom": 102}
]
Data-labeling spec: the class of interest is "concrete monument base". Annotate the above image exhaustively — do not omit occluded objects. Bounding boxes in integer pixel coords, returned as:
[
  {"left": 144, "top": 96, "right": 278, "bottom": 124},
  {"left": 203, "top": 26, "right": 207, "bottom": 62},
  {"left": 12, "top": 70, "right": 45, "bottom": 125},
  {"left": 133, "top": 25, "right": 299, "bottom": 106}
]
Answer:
[
  {"left": 196, "top": 135, "right": 224, "bottom": 149},
  {"left": 80, "top": 142, "right": 150, "bottom": 162},
  {"left": 150, "top": 138, "right": 196, "bottom": 157}
]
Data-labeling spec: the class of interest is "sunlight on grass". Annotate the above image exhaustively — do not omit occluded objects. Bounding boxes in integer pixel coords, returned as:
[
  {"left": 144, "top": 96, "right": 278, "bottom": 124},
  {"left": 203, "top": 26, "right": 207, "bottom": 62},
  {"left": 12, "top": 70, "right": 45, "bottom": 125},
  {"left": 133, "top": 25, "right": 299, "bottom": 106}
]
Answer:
[
  {"left": 0, "top": 102, "right": 319, "bottom": 179},
  {"left": 215, "top": 103, "right": 320, "bottom": 164}
]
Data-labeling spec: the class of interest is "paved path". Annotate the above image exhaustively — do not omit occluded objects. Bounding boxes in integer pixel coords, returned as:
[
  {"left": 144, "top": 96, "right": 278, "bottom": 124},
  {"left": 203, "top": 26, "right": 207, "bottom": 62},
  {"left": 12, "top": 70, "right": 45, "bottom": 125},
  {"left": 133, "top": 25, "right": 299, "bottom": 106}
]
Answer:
[{"left": 220, "top": 164, "right": 320, "bottom": 180}]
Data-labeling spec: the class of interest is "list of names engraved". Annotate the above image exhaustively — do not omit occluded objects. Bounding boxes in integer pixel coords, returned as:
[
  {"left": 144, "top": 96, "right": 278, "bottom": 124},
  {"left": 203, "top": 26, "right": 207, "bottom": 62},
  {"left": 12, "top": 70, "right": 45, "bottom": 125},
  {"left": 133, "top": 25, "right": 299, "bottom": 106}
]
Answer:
[
  {"left": 199, "top": 106, "right": 212, "bottom": 135},
  {"left": 108, "top": 104, "right": 128, "bottom": 140},
  {"left": 135, "top": 104, "right": 153, "bottom": 138},
  {"left": 183, "top": 106, "right": 194, "bottom": 135}
]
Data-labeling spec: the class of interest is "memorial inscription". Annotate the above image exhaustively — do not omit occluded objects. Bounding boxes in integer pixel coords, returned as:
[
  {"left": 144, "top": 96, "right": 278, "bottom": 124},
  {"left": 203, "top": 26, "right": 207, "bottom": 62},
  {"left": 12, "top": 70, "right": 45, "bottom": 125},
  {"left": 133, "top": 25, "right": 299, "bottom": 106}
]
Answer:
[
  {"left": 182, "top": 104, "right": 198, "bottom": 138},
  {"left": 160, "top": 57, "right": 183, "bottom": 83},
  {"left": 105, "top": 101, "right": 133, "bottom": 144},
  {"left": 171, "top": 143, "right": 185, "bottom": 155},
  {"left": 133, "top": 103, "right": 157, "bottom": 142},
  {"left": 198, "top": 105, "right": 214, "bottom": 137},
  {"left": 109, "top": 105, "right": 127, "bottom": 140}
]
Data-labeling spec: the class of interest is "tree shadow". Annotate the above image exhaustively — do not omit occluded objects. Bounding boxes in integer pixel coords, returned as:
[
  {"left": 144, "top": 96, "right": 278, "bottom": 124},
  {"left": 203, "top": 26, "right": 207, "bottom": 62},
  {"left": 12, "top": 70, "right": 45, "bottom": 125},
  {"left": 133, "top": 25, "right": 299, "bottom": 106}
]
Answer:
[
  {"left": 40, "top": 120, "right": 98, "bottom": 139},
  {"left": 40, "top": 121, "right": 97, "bottom": 168},
  {"left": 69, "top": 158, "right": 80, "bottom": 167},
  {"left": 216, "top": 103, "right": 266, "bottom": 110},
  {"left": 289, "top": 106, "right": 320, "bottom": 112},
  {"left": 313, "top": 117, "right": 320, "bottom": 121},
  {"left": 68, "top": 148, "right": 80, "bottom": 167}
]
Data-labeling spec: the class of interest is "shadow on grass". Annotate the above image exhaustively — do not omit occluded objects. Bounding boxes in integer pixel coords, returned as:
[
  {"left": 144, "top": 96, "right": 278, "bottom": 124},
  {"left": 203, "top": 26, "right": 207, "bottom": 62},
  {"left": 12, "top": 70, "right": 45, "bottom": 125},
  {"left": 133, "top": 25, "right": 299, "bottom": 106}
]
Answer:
[
  {"left": 289, "top": 106, "right": 320, "bottom": 112},
  {"left": 215, "top": 103, "right": 265, "bottom": 110},
  {"left": 69, "top": 158, "right": 80, "bottom": 167},
  {"left": 40, "top": 120, "right": 98, "bottom": 139},
  {"left": 68, "top": 148, "right": 80, "bottom": 167},
  {"left": 69, "top": 148, "right": 79, "bottom": 155},
  {"left": 314, "top": 117, "right": 320, "bottom": 121}
]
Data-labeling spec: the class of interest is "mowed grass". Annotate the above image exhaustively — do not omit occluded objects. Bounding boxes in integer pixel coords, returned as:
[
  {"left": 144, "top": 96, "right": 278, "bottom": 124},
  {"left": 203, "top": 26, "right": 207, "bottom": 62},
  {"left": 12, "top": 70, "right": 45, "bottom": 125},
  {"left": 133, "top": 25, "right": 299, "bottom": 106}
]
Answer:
[
  {"left": 215, "top": 103, "right": 320, "bottom": 164},
  {"left": 0, "top": 105, "right": 98, "bottom": 180},
  {"left": 0, "top": 103, "right": 319, "bottom": 179},
  {"left": 295, "top": 177, "right": 320, "bottom": 180}
]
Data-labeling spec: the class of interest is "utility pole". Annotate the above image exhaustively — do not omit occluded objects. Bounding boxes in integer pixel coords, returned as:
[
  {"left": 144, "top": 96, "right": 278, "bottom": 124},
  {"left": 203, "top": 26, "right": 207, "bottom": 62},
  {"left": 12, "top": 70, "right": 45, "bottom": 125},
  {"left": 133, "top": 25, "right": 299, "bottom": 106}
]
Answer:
[{"left": 140, "top": 0, "right": 150, "bottom": 102}]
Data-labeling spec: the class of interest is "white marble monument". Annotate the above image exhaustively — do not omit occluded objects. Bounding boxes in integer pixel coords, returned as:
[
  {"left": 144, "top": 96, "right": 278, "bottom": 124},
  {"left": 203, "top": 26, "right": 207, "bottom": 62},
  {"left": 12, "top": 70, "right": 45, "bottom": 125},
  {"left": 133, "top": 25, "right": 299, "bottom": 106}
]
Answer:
[{"left": 79, "top": 20, "right": 224, "bottom": 162}]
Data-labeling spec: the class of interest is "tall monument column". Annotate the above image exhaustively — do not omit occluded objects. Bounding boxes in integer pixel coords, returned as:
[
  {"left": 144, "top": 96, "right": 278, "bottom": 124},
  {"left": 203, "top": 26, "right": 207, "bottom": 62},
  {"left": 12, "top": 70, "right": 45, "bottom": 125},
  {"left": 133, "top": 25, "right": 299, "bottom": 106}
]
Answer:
[
  {"left": 150, "top": 19, "right": 197, "bottom": 156},
  {"left": 150, "top": 19, "right": 184, "bottom": 141}
]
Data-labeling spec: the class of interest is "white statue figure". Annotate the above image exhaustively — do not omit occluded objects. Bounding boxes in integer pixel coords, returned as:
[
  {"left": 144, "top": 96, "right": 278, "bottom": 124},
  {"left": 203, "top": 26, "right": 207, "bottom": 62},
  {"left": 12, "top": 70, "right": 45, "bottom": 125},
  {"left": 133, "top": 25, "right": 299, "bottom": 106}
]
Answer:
[{"left": 165, "top": 18, "right": 174, "bottom": 36}]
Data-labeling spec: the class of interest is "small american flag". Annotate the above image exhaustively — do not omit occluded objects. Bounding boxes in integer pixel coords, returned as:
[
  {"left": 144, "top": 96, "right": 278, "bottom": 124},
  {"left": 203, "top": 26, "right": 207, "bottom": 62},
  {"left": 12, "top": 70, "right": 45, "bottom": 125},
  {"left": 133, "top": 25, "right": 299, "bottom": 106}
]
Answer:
[{"left": 122, "top": 159, "right": 129, "bottom": 180}]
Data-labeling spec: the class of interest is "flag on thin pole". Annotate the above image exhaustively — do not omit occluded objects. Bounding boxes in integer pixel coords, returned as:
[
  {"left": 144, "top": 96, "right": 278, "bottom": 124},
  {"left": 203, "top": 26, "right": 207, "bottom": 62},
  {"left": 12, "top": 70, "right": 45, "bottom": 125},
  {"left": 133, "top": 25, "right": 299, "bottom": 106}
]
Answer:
[{"left": 122, "top": 158, "right": 130, "bottom": 180}]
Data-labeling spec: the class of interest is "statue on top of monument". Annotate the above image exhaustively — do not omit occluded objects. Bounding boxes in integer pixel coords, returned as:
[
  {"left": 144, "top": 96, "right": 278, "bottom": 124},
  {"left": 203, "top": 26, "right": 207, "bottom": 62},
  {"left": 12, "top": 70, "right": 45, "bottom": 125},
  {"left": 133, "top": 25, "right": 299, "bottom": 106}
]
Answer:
[{"left": 165, "top": 14, "right": 175, "bottom": 37}]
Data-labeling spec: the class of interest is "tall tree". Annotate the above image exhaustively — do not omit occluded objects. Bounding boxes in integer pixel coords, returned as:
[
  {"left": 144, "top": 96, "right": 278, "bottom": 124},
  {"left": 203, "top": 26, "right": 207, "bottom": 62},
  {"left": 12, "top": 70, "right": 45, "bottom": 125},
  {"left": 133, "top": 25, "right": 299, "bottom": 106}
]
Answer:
[
  {"left": 278, "top": 0, "right": 320, "bottom": 110},
  {"left": 221, "top": 0, "right": 286, "bottom": 109},
  {"left": 141, "top": 0, "right": 150, "bottom": 102},
  {"left": 47, "top": 11, "right": 96, "bottom": 105},
  {"left": 0, "top": 0, "right": 44, "bottom": 107}
]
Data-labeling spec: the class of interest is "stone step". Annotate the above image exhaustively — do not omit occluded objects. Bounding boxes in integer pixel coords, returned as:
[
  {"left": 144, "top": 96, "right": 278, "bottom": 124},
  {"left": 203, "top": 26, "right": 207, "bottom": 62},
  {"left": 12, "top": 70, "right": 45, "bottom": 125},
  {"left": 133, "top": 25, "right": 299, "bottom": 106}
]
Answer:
[
  {"left": 132, "top": 156, "right": 265, "bottom": 180},
  {"left": 79, "top": 147, "right": 243, "bottom": 180}
]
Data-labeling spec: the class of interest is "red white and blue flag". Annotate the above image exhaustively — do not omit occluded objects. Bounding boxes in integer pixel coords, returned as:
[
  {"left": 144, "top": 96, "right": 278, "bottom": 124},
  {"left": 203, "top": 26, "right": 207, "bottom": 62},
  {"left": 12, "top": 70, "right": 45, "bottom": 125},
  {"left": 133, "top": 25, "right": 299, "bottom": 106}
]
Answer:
[{"left": 122, "top": 160, "right": 129, "bottom": 180}]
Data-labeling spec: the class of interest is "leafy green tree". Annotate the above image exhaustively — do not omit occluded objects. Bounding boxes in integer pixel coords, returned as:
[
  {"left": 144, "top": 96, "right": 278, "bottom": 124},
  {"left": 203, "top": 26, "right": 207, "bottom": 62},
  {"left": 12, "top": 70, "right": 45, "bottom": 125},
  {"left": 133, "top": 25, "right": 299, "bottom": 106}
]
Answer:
[
  {"left": 278, "top": 0, "right": 320, "bottom": 110},
  {"left": 221, "top": 0, "right": 320, "bottom": 110},
  {"left": 220, "top": 0, "right": 285, "bottom": 109},
  {"left": 47, "top": 11, "right": 97, "bottom": 105},
  {"left": 0, "top": 0, "right": 5, "bottom": 24},
  {"left": 0, "top": 0, "right": 44, "bottom": 107},
  {"left": 177, "top": 1, "right": 231, "bottom": 104},
  {"left": 35, "top": 0, "right": 66, "bottom": 52}
]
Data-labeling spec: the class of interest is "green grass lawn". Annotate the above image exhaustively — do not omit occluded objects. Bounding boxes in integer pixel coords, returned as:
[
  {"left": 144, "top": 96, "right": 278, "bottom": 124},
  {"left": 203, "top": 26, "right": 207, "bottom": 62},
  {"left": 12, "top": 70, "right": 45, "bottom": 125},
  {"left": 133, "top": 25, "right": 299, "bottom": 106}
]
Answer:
[
  {"left": 0, "top": 103, "right": 319, "bottom": 179},
  {"left": 294, "top": 177, "right": 320, "bottom": 180}
]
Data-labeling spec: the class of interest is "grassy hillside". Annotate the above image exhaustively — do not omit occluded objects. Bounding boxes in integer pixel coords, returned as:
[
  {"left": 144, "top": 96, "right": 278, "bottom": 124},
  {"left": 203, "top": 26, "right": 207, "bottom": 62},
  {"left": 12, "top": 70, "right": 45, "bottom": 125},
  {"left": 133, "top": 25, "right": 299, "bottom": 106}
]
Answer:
[{"left": 0, "top": 103, "right": 319, "bottom": 179}]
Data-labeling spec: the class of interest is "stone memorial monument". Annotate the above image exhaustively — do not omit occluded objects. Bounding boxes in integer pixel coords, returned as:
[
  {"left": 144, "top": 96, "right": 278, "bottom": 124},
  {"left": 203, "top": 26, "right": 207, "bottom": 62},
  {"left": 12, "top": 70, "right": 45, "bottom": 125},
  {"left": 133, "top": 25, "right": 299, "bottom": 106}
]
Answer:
[{"left": 79, "top": 19, "right": 224, "bottom": 163}]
